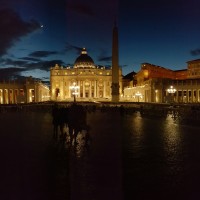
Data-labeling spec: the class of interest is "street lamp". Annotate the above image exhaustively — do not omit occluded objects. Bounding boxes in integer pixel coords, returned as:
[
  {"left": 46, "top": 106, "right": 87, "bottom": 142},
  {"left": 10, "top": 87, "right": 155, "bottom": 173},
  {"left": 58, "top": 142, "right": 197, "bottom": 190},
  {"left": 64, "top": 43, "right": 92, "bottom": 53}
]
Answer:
[
  {"left": 135, "top": 91, "right": 142, "bottom": 102},
  {"left": 167, "top": 85, "right": 176, "bottom": 103},
  {"left": 69, "top": 82, "right": 79, "bottom": 102}
]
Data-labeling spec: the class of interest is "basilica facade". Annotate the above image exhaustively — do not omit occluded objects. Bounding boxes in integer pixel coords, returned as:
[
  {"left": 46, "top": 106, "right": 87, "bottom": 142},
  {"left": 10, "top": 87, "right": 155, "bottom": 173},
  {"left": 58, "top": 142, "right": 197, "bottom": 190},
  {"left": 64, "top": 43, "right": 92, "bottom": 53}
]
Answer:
[{"left": 50, "top": 48, "right": 123, "bottom": 101}]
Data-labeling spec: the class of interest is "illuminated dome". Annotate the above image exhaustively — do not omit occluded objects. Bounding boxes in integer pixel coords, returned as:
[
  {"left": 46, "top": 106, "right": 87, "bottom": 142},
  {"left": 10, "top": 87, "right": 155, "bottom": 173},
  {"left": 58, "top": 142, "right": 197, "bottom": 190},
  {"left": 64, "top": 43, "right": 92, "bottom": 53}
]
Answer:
[{"left": 74, "top": 48, "right": 95, "bottom": 69}]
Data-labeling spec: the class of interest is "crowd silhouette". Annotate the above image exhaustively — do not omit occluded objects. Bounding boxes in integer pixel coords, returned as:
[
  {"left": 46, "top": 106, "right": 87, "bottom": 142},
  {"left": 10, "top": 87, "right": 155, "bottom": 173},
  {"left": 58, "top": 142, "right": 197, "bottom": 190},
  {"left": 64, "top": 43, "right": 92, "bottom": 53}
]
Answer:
[{"left": 52, "top": 103, "right": 90, "bottom": 146}]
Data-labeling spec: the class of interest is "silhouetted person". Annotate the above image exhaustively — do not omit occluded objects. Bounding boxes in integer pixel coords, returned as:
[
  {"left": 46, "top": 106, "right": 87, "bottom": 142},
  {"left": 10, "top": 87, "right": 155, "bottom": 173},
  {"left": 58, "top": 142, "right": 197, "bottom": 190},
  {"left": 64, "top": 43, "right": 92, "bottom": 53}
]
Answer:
[
  {"left": 68, "top": 103, "right": 88, "bottom": 144},
  {"left": 140, "top": 105, "right": 144, "bottom": 115},
  {"left": 119, "top": 105, "right": 125, "bottom": 116},
  {"left": 83, "top": 125, "right": 91, "bottom": 148},
  {"left": 58, "top": 107, "right": 69, "bottom": 142},
  {"left": 52, "top": 103, "right": 59, "bottom": 139}
]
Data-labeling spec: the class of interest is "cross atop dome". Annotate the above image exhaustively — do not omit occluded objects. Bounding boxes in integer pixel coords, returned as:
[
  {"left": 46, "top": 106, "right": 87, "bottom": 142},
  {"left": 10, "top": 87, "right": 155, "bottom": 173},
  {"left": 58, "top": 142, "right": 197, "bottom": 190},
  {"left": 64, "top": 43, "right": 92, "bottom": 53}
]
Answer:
[{"left": 81, "top": 47, "right": 87, "bottom": 54}]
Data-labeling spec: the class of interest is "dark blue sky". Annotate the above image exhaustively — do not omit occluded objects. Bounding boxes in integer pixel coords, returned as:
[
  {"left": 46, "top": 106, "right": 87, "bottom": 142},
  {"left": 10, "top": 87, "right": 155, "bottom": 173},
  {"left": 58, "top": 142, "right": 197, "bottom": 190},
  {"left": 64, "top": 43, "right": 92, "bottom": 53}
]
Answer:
[{"left": 0, "top": 0, "right": 200, "bottom": 83}]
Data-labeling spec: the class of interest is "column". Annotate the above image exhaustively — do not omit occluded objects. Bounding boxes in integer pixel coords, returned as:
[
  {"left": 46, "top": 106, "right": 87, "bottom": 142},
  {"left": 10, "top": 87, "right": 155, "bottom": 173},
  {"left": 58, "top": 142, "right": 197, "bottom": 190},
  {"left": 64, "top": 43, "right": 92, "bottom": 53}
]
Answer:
[
  {"left": 78, "top": 80, "right": 80, "bottom": 98},
  {"left": 0, "top": 90, "right": 2, "bottom": 104},
  {"left": 104, "top": 81, "right": 106, "bottom": 98},
  {"left": 3, "top": 89, "right": 5, "bottom": 104},
  {"left": 10, "top": 89, "right": 14, "bottom": 104},
  {"left": 174, "top": 90, "right": 177, "bottom": 103},
  {"left": 0, "top": 90, "right": 1, "bottom": 104},
  {"left": 97, "top": 80, "right": 99, "bottom": 98},
  {"left": 175, "top": 90, "right": 178, "bottom": 103},
  {"left": 94, "top": 80, "right": 97, "bottom": 98},
  {"left": 6, "top": 89, "right": 8, "bottom": 104},
  {"left": 192, "top": 89, "right": 194, "bottom": 103},
  {"left": 83, "top": 81, "right": 85, "bottom": 98},
  {"left": 34, "top": 85, "right": 37, "bottom": 102},
  {"left": 181, "top": 89, "right": 184, "bottom": 103},
  {"left": 193, "top": 89, "right": 196, "bottom": 103},
  {"left": 60, "top": 79, "right": 63, "bottom": 100},
  {"left": 2, "top": 89, "right": 5, "bottom": 104},
  {"left": 67, "top": 81, "right": 70, "bottom": 98},
  {"left": 89, "top": 81, "right": 92, "bottom": 98}
]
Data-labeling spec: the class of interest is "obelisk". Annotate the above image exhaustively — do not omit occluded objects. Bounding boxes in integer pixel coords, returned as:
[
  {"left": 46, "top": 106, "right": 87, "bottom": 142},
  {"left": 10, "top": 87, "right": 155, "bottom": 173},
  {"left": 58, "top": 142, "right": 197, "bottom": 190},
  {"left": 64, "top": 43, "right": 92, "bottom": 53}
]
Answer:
[{"left": 111, "top": 23, "right": 120, "bottom": 102}]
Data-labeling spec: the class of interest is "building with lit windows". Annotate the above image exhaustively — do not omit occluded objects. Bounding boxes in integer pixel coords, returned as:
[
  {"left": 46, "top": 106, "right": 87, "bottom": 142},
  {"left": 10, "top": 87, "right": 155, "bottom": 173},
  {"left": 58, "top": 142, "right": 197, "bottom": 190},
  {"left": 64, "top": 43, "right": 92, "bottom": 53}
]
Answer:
[
  {"left": 123, "top": 59, "right": 200, "bottom": 103},
  {"left": 50, "top": 48, "right": 123, "bottom": 101},
  {"left": 0, "top": 76, "right": 50, "bottom": 104}
]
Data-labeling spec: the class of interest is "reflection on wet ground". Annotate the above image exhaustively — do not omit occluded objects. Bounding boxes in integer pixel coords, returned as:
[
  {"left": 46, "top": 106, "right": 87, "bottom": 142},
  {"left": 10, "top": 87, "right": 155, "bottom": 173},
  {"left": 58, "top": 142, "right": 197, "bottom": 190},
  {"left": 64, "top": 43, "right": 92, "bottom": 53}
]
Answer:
[
  {"left": 68, "top": 110, "right": 123, "bottom": 200},
  {"left": 123, "top": 111, "right": 200, "bottom": 200},
  {"left": 1, "top": 108, "right": 200, "bottom": 200}
]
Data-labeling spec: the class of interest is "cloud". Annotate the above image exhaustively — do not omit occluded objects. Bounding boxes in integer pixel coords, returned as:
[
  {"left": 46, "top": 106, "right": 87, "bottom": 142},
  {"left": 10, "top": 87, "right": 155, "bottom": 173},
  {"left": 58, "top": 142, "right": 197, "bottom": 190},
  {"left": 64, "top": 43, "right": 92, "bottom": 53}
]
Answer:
[
  {"left": 0, "top": 67, "right": 25, "bottom": 81},
  {"left": 65, "top": 43, "right": 83, "bottom": 55},
  {"left": 29, "top": 51, "right": 58, "bottom": 58},
  {"left": 1, "top": 57, "right": 65, "bottom": 71},
  {"left": 0, "top": 57, "right": 66, "bottom": 81},
  {"left": 0, "top": 68, "right": 44, "bottom": 82},
  {"left": 121, "top": 64, "right": 128, "bottom": 68},
  {"left": 2, "top": 58, "right": 28, "bottom": 66},
  {"left": 97, "top": 49, "right": 112, "bottom": 63},
  {"left": 19, "top": 57, "right": 41, "bottom": 62},
  {"left": 190, "top": 49, "right": 200, "bottom": 56},
  {"left": 65, "top": 63, "right": 73, "bottom": 66},
  {"left": 98, "top": 56, "right": 112, "bottom": 62},
  {"left": 0, "top": 8, "right": 41, "bottom": 56},
  {"left": 24, "top": 60, "right": 66, "bottom": 71}
]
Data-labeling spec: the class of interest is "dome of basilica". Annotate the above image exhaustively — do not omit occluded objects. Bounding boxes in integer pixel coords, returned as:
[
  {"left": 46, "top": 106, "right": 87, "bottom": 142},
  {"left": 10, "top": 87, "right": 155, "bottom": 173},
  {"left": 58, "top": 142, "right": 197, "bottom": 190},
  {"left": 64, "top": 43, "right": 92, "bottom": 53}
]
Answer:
[{"left": 74, "top": 48, "right": 96, "bottom": 69}]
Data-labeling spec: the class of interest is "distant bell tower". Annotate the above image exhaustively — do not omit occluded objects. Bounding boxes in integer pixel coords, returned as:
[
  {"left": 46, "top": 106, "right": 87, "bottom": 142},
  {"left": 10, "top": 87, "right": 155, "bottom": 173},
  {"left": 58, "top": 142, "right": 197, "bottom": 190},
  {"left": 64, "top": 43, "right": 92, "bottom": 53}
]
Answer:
[{"left": 111, "top": 23, "right": 120, "bottom": 102}]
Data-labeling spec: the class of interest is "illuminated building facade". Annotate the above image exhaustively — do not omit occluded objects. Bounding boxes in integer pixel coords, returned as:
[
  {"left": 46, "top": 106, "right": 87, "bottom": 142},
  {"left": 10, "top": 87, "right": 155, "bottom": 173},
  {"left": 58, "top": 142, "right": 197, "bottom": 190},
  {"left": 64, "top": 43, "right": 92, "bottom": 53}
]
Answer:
[
  {"left": 50, "top": 48, "right": 123, "bottom": 101},
  {"left": 123, "top": 59, "right": 200, "bottom": 103},
  {"left": 0, "top": 77, "right": 50, "bottom": 104}
]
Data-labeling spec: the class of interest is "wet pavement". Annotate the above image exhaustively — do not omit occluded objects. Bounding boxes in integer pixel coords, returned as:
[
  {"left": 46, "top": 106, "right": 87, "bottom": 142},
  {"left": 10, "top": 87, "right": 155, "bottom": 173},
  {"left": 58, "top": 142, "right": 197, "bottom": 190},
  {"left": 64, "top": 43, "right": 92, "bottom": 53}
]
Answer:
[
  {"left": 1, "top": 108, "right": 200, "bottom": 200},
  {"left": 1, "top": 111, "right": 58, "bottom": 200},
  {"left": 0, "top": 110, "right": 123, "bottom": 200}
]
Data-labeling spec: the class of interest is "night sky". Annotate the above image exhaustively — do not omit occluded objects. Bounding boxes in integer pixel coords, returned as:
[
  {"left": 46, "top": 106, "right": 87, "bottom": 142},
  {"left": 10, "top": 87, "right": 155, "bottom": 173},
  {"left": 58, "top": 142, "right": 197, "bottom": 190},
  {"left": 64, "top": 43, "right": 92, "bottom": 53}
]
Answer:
[{"left": 0, "top": 0, "right": 200, "bottom": 83}]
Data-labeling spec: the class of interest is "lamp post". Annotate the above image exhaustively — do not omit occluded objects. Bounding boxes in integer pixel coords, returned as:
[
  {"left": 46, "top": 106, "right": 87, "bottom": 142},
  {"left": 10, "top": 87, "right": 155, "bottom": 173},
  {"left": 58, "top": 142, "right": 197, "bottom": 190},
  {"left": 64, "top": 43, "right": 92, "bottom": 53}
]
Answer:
[
  {"left": 167, "top": 85, "right": 176, "bottom": 103},
  {"left": 135, "top": 91, "right": 142, "bottom": 102},
  {"left": 69, "top": 82, "right": 79, "bottom": 102}
]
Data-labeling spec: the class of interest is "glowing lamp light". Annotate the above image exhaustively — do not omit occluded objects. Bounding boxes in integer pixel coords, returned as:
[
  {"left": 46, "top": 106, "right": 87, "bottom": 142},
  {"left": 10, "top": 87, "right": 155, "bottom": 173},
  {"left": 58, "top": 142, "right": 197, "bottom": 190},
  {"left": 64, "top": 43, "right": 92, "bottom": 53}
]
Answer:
[
  {"left": 167, "top": 85, "right": 176, "bottom": 103},
  {"left": 144, "top": 70, "right": 149, "bottom": 78},
  {"left": 135, "top": 91, "right": 142, "bottom": 102},
  {"left": 167, "top": 86, "right": 176, "bottom": 94},
  {"left": 69, "top": 82, "right": 79, "bottom": 102}
]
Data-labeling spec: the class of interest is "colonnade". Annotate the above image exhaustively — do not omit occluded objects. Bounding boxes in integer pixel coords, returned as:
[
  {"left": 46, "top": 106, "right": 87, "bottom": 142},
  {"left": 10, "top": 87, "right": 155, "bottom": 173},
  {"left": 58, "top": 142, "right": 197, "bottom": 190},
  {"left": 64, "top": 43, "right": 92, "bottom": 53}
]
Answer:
[
  {"left": 124, "top": 86, "right": 200, "bottom": 103},
  {"left": 54, "top": 79, "right": 112, "bottom": 101},
  {"left": 171, "top": 89, "right": 200, "bottom": 103},
  {"left": 73, "top": 80, "right": 110, "bottom": 99},
  {"left": 0, "top": 89, "right": 24, "bottom": 104},
  {"left": 0, "top": 88, "right": 36, "bottom": 104}
]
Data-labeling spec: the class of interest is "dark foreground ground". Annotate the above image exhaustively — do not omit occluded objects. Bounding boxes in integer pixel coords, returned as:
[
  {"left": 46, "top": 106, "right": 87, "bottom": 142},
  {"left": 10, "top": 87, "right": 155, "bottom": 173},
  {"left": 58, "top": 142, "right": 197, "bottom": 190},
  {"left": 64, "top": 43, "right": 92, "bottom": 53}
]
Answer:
[
  {"left": 0, "top": 110, "right": 123, "bottom": 200},
  {"left": 1, "top": 108, "right": 200, "bottom": 200}
]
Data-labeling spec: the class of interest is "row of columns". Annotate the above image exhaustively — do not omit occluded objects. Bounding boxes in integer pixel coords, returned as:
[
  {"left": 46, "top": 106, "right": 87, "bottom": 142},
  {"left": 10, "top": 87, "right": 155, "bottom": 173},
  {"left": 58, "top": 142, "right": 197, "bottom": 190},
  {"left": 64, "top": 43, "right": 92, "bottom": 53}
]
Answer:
[
  {"left": 172, "top": 89, "right": 200, "bottom": 103},
  {"left": 74, "top": 80, "right": 109, "bottom": 98},
  {"left": 0, "top": 88, "right": 36, "bottom": 104},
  {"left": 123, "top": 86, "right": 200, "bottom": 103},
  {"left": 58, "top": 80, "right": 111, "bottom": 100},
  {"left": 0, "top": 89, "right": 22, "bottom": 104},
  {"left": 152, "top": 89, "right": 200, "bottom": 103}
]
